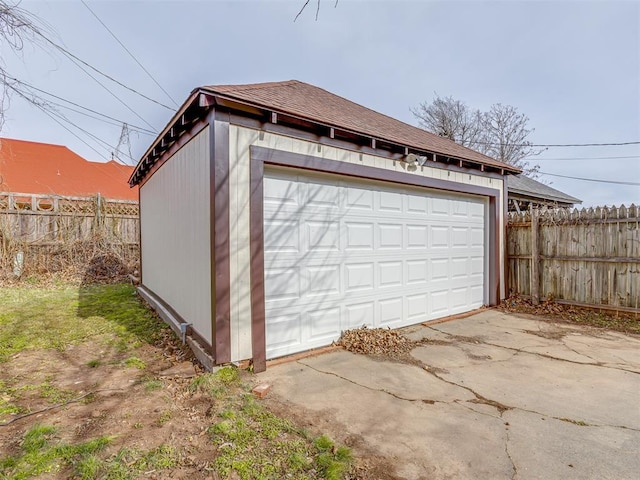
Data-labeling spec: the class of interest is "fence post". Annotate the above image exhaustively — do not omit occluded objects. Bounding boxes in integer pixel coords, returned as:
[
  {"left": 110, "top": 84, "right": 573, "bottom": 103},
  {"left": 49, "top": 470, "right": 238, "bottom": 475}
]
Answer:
[{"left": 531, "top": 207, "right": 540, "bottom": 305}]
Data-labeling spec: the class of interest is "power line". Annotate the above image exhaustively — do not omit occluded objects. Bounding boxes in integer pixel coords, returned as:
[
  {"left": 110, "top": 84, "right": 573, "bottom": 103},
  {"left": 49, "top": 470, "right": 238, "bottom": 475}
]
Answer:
[
  {"left": 468, "top": 140, "right": 640, "bottom": 148},
  {"left": 9, "top": 83, "right": 136, "bottom": 165},
  {"left": 34, "top": 31, "right": 174, "bottom": 111},
  {"left": 80, "top": 0, "right": 179, "bottom": 107},
  {"left": 535, "top": 155, "right": 640, "bottom": 161},
  {"left": 9, "top": 76, "right": 157, "bottom": 135},
  {"left": 58, "top": 50, "right": 158, "bottom": 131},
  {"left": 539, "top": 171, "right": 640, "bottom": 186}
]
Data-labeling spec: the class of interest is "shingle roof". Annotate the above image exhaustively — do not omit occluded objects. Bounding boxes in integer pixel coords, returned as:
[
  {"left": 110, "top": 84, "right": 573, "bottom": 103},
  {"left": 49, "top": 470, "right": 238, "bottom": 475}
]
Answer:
[
  {"left": 202, "top": 80, "right": 519, "bottom": 172},
  {"left": 0, "top": 138, "right": 137, "bottom": 200},
  {"left": 507, "top": 174, "right": 581, "bottom": 205}
]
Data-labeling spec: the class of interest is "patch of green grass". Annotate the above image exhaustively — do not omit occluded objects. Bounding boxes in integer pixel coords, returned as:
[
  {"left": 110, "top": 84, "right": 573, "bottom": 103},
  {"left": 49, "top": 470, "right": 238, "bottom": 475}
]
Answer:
[
  {"left": 0, "top": 424, "right": 112, "bottom": 479},
  {"left": 144, "top": 379, "right": 163, "bottom": 392},
  {"left": 158, "top": 410, "right": 172, "bottom": 425},
  {"left": 38, "top": 380, "right": 76, "bottom": 404},
  {"left": 86, "top": 359, "right": 101, "bottom": 368},
  {"left": 123, "top": 356, "right": 146, "bottom": 370},
  {"left": 206, "top": 382, "right": 352, "bottom": 480},
  {"left": 0, "top": 284, "right": 166, "bottom": 362},
  {"left": 0, "top": 424, "right": 179, "bottom": 480},
  {"left": 189, "top": 367, "right": 240, "bottom": 399}
]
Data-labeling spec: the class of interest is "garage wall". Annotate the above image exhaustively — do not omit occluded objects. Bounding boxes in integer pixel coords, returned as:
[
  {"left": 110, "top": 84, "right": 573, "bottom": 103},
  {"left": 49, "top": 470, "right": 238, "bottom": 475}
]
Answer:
[
  {"left": 229, "top": 124, "right": 505, "bottom": 362},
  {"left": 140, "top": 127, "right": 212, "bottom": 342}
]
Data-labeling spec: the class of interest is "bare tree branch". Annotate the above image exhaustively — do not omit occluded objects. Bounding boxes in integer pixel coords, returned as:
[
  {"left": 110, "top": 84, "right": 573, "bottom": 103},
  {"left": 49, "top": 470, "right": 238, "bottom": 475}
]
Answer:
[
  {"left": 295, "top": 0, "right": 338, "bottom": 21},
  {"left": 413, "top": 94, "right": 545, "bottom": 178}
]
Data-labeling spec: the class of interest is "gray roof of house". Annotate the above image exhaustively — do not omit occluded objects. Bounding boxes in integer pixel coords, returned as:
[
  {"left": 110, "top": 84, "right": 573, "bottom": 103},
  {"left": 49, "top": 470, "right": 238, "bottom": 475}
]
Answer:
[{"left": 507, "top": 174, "right": 582, "bottom": 205}]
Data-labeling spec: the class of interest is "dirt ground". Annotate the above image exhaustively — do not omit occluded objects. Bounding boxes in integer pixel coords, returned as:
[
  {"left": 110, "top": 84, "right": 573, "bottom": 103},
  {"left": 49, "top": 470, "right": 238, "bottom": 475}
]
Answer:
[{"left": 0, "top": 324, "right": 392, "bottom": 479}]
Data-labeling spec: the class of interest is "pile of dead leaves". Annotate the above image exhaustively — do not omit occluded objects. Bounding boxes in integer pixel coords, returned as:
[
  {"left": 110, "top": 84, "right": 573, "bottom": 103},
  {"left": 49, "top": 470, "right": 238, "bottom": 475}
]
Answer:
[
  {"left": 337, "top": 326, "right": 414, "bottom": 356},
  {"left": 499, "top": 293, "right": 568, "bottom": 316},
  {"left": 499, "top": 293, "right": 640, "bottom": 335}
]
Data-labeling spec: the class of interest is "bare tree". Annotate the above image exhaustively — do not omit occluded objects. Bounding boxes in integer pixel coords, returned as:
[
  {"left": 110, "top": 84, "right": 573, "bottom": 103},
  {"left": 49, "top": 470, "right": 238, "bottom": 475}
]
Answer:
[
  {"left": 413, "top": 94, "right": 544, "bottom": 178},
  {"left": 411, "top": 95, "right": 484, "bottom": 147},
  {"left": 479, "top": 103, "right": 543, "bottom": 177},
  {"left": 0, "top": 0, "right": 50, "bottom": 131}
]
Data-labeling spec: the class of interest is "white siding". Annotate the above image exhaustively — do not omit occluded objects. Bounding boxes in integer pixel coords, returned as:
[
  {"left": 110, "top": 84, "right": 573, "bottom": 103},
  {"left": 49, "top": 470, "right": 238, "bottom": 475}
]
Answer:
[
  {"left": 229, "top": 124, "right": 506, "bottom": 362},
  {"left": 140, "top": 127, "right": 212, "bottom": 342}
]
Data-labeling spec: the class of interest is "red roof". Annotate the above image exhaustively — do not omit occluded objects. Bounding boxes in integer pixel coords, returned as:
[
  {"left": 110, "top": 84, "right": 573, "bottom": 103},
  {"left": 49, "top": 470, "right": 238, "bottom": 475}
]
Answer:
[{"left": 0, "top": 138, "right": 137, "bottom": 201}]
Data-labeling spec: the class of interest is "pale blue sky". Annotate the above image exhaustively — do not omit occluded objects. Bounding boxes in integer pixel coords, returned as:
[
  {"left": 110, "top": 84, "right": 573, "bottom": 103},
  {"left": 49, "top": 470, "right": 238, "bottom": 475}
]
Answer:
[{"left": 2, "top": 0, "right": 639, "bottom": 206}]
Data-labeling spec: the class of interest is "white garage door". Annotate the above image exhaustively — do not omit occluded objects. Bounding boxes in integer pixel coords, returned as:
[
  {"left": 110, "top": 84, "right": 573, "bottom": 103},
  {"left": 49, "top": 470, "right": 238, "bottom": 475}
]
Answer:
[{"left": 263, "top": 167, "right": 487, "bottom": 359}]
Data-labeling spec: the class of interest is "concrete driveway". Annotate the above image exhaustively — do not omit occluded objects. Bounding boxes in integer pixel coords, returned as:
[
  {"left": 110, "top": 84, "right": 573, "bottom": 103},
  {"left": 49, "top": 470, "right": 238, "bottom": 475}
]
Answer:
[{"left": 258, "top": 310, "right": 640, "bottom": 480}]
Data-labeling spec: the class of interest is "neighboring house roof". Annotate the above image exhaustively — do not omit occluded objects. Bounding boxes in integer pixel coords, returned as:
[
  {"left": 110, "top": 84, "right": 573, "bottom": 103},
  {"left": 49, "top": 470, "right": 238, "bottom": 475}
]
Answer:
[
  {"left": 507, "top": 174, "right": 581, "bottom": 206},
  {"left": 0, "top": 138, "right": 137, "bottom": 201},
  {"left": 203, "top": 80, "right": 518, "bottom": 172}
]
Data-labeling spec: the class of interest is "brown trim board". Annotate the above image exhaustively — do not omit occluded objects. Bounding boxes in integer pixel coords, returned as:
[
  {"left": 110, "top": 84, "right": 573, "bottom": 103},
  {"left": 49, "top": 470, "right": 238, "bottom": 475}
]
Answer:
[
  {"left": 137, "top": 284, "right": 214, "bottom": 358},
  {"left": 208, "top": 109, "right": 232, "bottom": 364},
  {"left": 249, "top": 145, "right": 504, "bottom": 370}
]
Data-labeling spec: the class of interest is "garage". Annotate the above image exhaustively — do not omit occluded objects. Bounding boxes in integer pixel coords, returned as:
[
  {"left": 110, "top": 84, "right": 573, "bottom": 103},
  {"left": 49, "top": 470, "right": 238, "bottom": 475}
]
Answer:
[
  {"left": 130, "top": 80, "right": 517, "bottom": 371},
  {"left": 263, "top": 167, "right": 487, "bottom": 359}
]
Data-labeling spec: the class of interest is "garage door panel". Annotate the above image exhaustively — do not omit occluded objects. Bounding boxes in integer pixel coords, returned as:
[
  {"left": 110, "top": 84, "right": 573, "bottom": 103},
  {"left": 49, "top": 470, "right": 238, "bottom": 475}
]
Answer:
[
  {"left": 407, "top": 259, "right": 428, "bottom": 285},
  {"left": 266, "top": 313, "right": 302, "bottom": 351},
  {"left": 306, "top": 265, "right": 341, "bottom": 297},
  {"left": 345, "top": 301, "right": 375, "bottom": 330},
  {"left": 379, "top": 223, "right": 403, "bottom": 249},
  {"left": 307, "top": 221, "right": 340, "bottom": 251},
  {"left": 345, "top": 262, "right": 375, "bottom": 292},
  {"left": 379, "top": 190, "right": 403, "bottom": 212},
  {"left": 264, "top": 169, "right": 487, "bottom": 359},
  {"left": 264, "top": 220, "right": 300, "bottom": 253},
  {"left": 407, "top": 224, "right": 428, "bottom": 249},
  {"left": 346, "top": 187, "right": 374, "bottom": 211},
  {"left": 345, "top": 222, "right": 374, "bottom": 250},
  {"left": 308, "top": 307, "right": 341, "bottom": 341},
  {"left": 406, "top": 293, "right": 429, "bottom": 322},
  {"left": 264, "top": 267, "right": 300, "bottom": 301},
  {"left": 379, "top": 297, "right": 403, "bottom": 327},
  {"left": 379, "top": 261, "right": 403, "bottom": 288}
]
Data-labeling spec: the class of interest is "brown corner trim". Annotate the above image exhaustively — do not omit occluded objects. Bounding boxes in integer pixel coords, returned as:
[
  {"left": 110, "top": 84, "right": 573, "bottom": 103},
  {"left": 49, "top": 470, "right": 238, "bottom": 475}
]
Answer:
[
  {"left": 209, "top": 110, "right": 232, "bottom": 364},
  {"left": 249, "top": 155, "right": 267, "bottom": 373},
  {"left": 249, "top": 145, "right": 503, "bottom": 370}
]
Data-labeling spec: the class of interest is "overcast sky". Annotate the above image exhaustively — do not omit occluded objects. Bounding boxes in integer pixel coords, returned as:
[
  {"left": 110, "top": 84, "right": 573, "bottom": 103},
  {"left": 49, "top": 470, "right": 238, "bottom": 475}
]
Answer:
[{"left": 2, "top": 0, "right": 639, "bottom": 207}]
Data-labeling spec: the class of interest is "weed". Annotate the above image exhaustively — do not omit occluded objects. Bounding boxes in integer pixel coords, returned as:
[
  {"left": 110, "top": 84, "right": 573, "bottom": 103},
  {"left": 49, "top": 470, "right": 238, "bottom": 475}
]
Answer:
[
  {"left": 86, "top": 359, "right": 101, "bottom": 368},
  {"left": 123, "top": 356, "right": 146, "bottom": 369},
  {"left": 39, "top": 380, "right": 76, "bottom": 404},
  {"left": 158, "top": 410, "right": 172, "bottom": 425},
  {"left": 144, "top": 379, "right": 163, "bottom": 392},
  {"left": 132, "top": 422, "right": 143, "bottom": 429}
]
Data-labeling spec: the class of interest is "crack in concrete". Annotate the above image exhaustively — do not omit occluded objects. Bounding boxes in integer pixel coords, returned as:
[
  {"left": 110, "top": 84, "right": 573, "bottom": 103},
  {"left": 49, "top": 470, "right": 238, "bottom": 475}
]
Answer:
[
  {"left": 298, "top": 355, "right": 640, "bottom": 433},
  {"left": 297, "top": 359, "right": 443, "bottom": 405},
  {"left": 426, "top": 325, "right": 640, "bottom": 375},
  {"left": 503, "top": 413, "right": 517, "bottom": 480}
]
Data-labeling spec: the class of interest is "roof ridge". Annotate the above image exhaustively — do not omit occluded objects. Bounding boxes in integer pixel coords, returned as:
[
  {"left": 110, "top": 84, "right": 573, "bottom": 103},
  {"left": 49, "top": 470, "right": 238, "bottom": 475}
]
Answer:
[
  {"left": 0, "top": 137, "right": 68, "bottom": 150},
  {"left": 213, "top": 80, "right": 300, "bottom": 93}
]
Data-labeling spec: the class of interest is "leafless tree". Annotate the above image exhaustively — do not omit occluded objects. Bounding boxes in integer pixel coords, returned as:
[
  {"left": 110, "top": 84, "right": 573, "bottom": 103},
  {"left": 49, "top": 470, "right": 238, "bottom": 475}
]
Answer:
[
  {"left": 413, "top": 94, "right": 544, "bottom": 178},
  {"left": 0, "top": 0, "right": 49, "bottom": 131},
  {"left": 411, "top": 95, "right": 484, "bottom": 148}
]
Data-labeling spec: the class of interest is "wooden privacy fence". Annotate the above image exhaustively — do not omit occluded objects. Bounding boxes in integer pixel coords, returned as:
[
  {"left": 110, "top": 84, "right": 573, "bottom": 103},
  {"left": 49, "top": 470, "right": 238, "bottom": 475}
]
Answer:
[
  {"left": 0, "top": 192, "right": 139, "bottom": 277},
  {"left": 507, "top": 205, "right": 639, "bottom": 311}
]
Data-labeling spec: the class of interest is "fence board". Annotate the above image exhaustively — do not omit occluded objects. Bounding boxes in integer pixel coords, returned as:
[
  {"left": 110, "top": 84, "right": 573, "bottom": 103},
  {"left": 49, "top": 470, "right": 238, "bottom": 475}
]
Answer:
[
  {"left": 507, "top": 205, "right": 639, "bottom": 309},
  {"left": 0, "top": 192, "right": 139, "bottom": 276}
]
